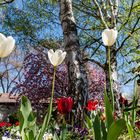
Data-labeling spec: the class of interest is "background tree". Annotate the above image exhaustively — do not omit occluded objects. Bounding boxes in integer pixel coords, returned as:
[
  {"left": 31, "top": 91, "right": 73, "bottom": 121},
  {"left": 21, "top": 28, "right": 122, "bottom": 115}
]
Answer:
[
  {"left": 0, "top": 0, "right": 139, "bottom": 115},
  {"left": 10, "top": 47, "right": 105, "bottom": 121},
  {"left": 0, "top": 49, "right": 23, "bottom": 93},
  {"left": 72, "top": 0, "right": 140, "bottom": 97}
]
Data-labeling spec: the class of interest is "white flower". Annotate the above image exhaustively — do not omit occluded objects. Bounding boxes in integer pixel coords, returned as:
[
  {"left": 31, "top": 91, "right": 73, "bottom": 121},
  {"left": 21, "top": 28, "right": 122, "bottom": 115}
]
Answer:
[
  {"left": 48, "top": 49, "right": 66, "bottom": 66},
  {"left": 2, "top": 137, "right": 12, "bottom": 140},
  {"left": 102, "top": 29, "right": 118, "bottom": 46},
  {"left": 44, "top": 133, "right": 53, "bottom": 140},
  {"left": 0, "top": 33, "right": 15, "bottom": 58}
]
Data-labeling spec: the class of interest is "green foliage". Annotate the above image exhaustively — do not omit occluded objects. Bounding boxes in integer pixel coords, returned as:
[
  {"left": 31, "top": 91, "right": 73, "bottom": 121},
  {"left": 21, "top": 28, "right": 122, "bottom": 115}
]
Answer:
[
  {"left": 107, "top": 119, "right": 126, "bottom": 140},
  {"left": 19, "top": 96, "right": 36, "bottom": 140},
  {"left": 93, "top": 115, "right": 102, "bottom": 140},
  {"left": 19, "top": 96, "right": 53, "bottom": 140},
  {"left": 104, "top": 91, "right": 113, "bottom": 130},
  {"left": 85, "top": 90, "right": 127, "bottom": 140}
]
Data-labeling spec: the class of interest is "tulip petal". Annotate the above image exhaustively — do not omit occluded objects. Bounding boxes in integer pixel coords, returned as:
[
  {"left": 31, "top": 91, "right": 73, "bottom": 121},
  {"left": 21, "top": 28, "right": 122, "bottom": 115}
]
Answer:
[
  {"left": 0, "top": 36, "right": 15, "bottom": 58},
  {"left": 102, "top": 29, "right": 110, "bottom": 46},
  {"left": 0, "top": 33, "right": 6, "bottom": 42},
  {"left": 57, "top": 51, "right": 66, "bottom": 66},
  {"left": 48, "top": 49, "right": 55, "bottom": 66}
]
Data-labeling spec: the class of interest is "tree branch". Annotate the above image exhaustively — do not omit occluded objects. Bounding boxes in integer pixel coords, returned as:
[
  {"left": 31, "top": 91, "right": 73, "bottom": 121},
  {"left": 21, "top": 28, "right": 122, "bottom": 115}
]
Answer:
[
  {"left": 119, "top": 0, "right": 135, "bottom": 31},
  {"left": 116, "top": 17, "right": 140, "bottom": 52},
  {"left": 92, "top": 0, "right": 108, "bottom": 28},
  {"left": 0, "top": 0, "right": 15, "bottom": 5}
]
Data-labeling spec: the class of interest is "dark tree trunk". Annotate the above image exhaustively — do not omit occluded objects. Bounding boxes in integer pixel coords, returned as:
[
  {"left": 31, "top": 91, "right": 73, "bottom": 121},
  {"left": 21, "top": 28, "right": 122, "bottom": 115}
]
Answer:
[{"left": 59, "top": 0, "right": 89, "bottom": 123}]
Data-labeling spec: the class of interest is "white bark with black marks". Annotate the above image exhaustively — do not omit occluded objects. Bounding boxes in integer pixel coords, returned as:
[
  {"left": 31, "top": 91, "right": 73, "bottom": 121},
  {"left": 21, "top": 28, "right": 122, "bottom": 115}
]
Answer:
[{"left": 59, "top": 0, "right": 89, "bottom": 108}]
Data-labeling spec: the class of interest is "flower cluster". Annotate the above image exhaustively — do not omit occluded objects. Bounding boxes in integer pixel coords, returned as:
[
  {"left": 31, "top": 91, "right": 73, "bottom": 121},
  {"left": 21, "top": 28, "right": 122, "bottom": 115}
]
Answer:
[
  {"left": 0, "top": 121, "right": 20, "bottom": 127},
  {"left": 56, "top": 97, "right": 100, "bottom": 114}
]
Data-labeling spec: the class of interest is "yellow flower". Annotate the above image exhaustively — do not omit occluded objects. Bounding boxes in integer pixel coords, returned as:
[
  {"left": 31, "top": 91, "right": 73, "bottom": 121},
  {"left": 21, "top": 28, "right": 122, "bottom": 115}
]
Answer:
[
  {"left": 48, "top": 49, "right": 66, "bottom": 66},
  {"left": 0, "top": 33, "right": 15, "bottom": 58},
  {"left": 102, "top": 29, "right": 118, "bottom": 47}
]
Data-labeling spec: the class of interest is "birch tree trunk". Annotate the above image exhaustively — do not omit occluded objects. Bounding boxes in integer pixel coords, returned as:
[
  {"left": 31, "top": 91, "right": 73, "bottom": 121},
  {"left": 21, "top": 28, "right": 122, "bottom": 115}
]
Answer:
[{"left": 59, "top": 0, "right": 88, "bottom": 122}]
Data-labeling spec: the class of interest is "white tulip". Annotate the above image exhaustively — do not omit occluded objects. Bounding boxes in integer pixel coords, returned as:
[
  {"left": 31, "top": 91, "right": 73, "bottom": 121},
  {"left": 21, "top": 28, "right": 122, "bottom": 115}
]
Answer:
[
  {"left": 0, "top": 33, "right": 15, "bottom": 58},
  {"left": 48, "top": 49, "right": 66, "bottom": 66},
  {"left": 102, "top": 29, "right": 118, "bottom": 47}
]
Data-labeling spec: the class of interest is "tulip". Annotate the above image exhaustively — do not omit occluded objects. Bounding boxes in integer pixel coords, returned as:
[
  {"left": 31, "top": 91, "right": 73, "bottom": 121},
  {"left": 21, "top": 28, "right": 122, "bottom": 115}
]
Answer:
[
  {"left": 0, "top": 33, "right": 15, "bottom": 58},
  {"left": 0, "top": 122, "right": 7, "bottom": 127},
  {"left": 102, "top": 29, "right": 118, "bottom": 46},
  {"left": 86, "top": 100, "right": 98, "bottom": 111},
  {"left": 48, "top": 49, "right": 66, "bottom": 66},
  {"left": 135, "top": 121, "right": 140, "bottom": 129},
  {"left": 119, "top": 94, "right": 128, "bottom": 107},
  {"left": 57, "top": 97, "right": 73, "bottom": 114},
  {"left": 41, "top": 49, "right": 66, "bottom": 136}
]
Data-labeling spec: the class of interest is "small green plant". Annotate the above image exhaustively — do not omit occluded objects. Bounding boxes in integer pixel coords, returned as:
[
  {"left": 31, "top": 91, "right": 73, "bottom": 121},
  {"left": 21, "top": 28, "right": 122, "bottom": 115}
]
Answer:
[{"left": 85, "top": 91, "right": 126, "bottom": 140}]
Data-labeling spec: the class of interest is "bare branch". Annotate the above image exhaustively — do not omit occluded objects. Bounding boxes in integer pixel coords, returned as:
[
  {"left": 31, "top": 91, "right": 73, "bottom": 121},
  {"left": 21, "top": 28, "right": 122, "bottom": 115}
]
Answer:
[
  {"left": 0, "top": 0, "right": 15, "bottom": 5},
  {"left": 119, "top": 0, "right": 135, "bottom": 31},
  {"left": 116, "top": 17, "right": 140, "bottom": 52},
  {"left": 92, "top": 0, "right": 108, "bottom": 28}
]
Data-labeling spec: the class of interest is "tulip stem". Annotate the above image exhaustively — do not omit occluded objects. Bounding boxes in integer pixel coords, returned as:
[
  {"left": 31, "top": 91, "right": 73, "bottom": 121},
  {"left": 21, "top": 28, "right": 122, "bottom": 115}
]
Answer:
[
  {"left": 108, "top": 47, "right": 114, "bottom": 112},
  {"left": 46, "top": 66, "right": 57, "bottom": 126},
  {"left": 37, "top": 66, "right": 57, "bottom": 140}
]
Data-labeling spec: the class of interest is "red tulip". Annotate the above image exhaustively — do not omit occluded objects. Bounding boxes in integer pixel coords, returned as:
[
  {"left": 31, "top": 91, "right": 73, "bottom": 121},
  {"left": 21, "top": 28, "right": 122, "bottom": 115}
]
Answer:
[
  {"left": 15, "top": 121, "right": 20, "bottom": 126},
  {"left": 119, "top": 94, "right": 128, "bottom": 107},
  {"left": 57, "top": 97, "right": 73, "bottom": 114},
  {"left": 86, "top": 100, "right": 98, "bottom": 111},
  {"left": 135, "top": 121, "right": 140, "bottom": 129},
  {"left": 7, "top": 123, "right": 12, "bottom": 127},
  {"left": 0, "top": 122, "right": 6, "bottom": 127}
]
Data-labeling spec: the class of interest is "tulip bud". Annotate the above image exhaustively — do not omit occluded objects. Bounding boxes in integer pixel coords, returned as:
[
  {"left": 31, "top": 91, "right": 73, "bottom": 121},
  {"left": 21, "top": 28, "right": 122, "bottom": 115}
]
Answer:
[
  {"left": 48, "top": 49, "right": 66, "bottom": 66},
  {"left": 0, "top": 33, "right": 15, "bottom": 58},
  {"left": 102, "top": 29, "right": 118, "bottom": 47}
]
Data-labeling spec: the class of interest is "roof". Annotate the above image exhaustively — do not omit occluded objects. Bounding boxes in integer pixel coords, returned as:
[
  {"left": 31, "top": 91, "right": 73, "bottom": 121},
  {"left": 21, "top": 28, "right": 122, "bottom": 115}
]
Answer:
[
  {"left": 0, "top": 93, "right": 57, "bottom": 104},
  {"left": 0, "top": 93, "right": 18, "bottom": 103}
]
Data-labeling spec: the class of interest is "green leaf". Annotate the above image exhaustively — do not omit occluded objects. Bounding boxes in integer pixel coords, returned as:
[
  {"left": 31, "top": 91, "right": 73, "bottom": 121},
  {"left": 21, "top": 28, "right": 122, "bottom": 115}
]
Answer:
[
  {"left": 36, "top": 98, "right": 53, "bottom": 140},
  {"left": 123, "top": 106, "right": 138, "bottom": 112},
  {"left": 85, "top": 114, "right": 93, "bottom": 129},
  {"left": 93, "top": 115, "right": 102, "bottom": 140},
  {"left": 84, "top": 114, "right": 94, "bottom": 135},
  {"left": 104, "top": 91, "right": 114, "bottom": 130},
  {"left": 126, "top": 120, "right": 134, "bottom": 139},
  {"left": 107, "top": 119, "right": 126, "bottom": 140},
  {"left": 101, "top": 120, "right": 107, "bottom": 140},
  {"left": 60, "top": 123, "right": 67, "bottom": 140},
  {"left": 20, "top": 96, "right": 32, "bottom": 121},
  {"left": 20, "top": 96, "right": 36, "bottom": 140}
]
